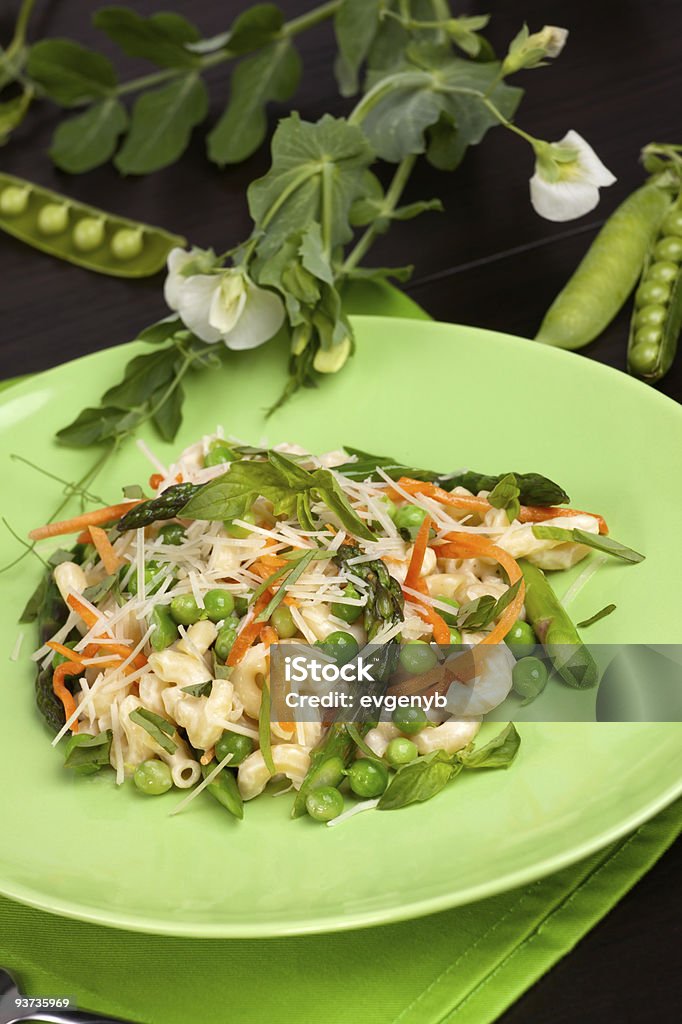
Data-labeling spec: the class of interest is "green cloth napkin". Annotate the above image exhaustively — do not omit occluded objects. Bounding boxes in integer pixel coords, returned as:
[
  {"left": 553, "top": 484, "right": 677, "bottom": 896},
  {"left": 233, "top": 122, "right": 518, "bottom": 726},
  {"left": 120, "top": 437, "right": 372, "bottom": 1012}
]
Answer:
[{"left": 1, "top": 279, "right": 679, "bottom": 1023}]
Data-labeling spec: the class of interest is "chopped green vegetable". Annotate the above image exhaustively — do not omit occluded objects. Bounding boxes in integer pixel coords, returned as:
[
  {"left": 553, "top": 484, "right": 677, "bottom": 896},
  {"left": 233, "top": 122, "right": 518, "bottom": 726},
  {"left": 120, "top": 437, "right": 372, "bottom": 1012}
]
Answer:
[
  {"left": 531, "top": 526, "right": 645, "bottom": 564},
  {"left": 129, "top": 708, "right": 177, "bottom": 754}
]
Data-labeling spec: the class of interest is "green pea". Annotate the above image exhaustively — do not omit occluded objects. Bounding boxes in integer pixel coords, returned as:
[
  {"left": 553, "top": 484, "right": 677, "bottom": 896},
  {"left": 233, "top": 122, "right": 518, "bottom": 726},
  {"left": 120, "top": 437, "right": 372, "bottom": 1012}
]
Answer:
[
  {"left": 214, "top": 624, "right": 237, "bottom": 661},
  {"left": 654, "top": 236, "right": 682, "bottom": 263},
  {"left": 271, "top": 604, "right": 297, "bottom": 638},
  {"left": 233, "top": 595, "right": 249, "bottom": 617},
  {"left": 204, "top": 589, "right": 235, "bottom": 623},
  {"left": 648, "top": 260, "right": 679, "bottom": 284},
  {"left": 134, "top": 759, "right": 173, "bottom": 795},
  {"left": 504, "top": 620, "right": 536, "bottom": 659},
  {"left": 661, "top": 208, "right": 682, "bottom": 237},
  {"left": 634, "top": 304, "right": 667, "bottom": 329},
  {"left": 394, "top": 504, "right": 428, "bottom": 531},
  {"left": 331, "top": 582, "right": 363, "bottom": 623},
  {"left": 159, "top": 522, "right": 185, "bottom": 546},
  {"left": 448, "top": 626, "right": 463, "bottom": 644},
  {"left": 399, "top": 640, "right": 438, "bottom": 675},
  {"left": 127, "top": 561, "right": 165, "bottom": 597},
  {"left": 512, "top": 656, "right": 549, "bottom": 704},
  {"left": 224, "top": 510, "right": 257, "bottom": 538},
  {"left": 150, "top": 605, "right": 179, "bottom": 652},
  {"left": 634, "top": 325, "right": 663, "bottom": 348},
  {"left": 37, "top": 202, "right": 69, "bottom": 235},
  {"left": 321, "top": 630, "right": 360, "bottom": 664},
  {"left": 52, "top": 639, "right": 78, "bottom": 670},
  {"left": 636, "top": 279, "right": 671, "bottom": 307},
  {"left": 628, "top": 340, "right": 660, "bottom": 375},
  {"left": 0, "top": 185, "right": 29, "bottom": 215},
  {"left": 346, "top": 758, "right": 389, "bottom": 798},
  {"left": 306, "top": 786, "right": 344, "bottom": 822},
  {"left": 392, "top": 705, "right": 428, "bottom": 735},
  {"left": 73, "top": 217, "right": 105, "bottom": 252},
  {"left": 434, "top": 594, "right": 460, "bottom": 626},
  {"left": 215, "top": 731, "right": 253, "bottom": 766},
  {"left": 111, "top": 227, "right": 143, "bottom": 261},
  {"left": 205, "top": 439, "right": 237, "bottom": 467},
  {"left": 170, "top": 594, "right": 204, "bottom": 626},
  {"left": 385, "top": 737, "right": 418, "bottom": 766}
]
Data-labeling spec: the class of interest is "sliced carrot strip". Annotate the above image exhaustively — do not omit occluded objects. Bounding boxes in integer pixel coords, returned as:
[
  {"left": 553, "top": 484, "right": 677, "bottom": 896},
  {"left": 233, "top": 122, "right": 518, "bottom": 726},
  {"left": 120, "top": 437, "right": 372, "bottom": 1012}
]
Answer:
[
  {"left": 412, "top": 583, "right": 451, "bottom": 645},
  {"left": 404, "top": 515, "right": 432, "bottom": 593},
  {"left": 260, "top": 625, "right": 278, "bottom": 650},
  {"left": 439, "top": 533, "right": 524, "bottom": 645},
  {"left": 149, "top": 473, "right": 164, "bottom": 490},
  {"left": 88, "top": 525, "right": 123, "bottom": 575},
  {"left": 53, "top": 661, "right": 82, "bottom": 733},
  {"left": 29, "top": 500, "right": 144, "bottom": 541},
  {"left": 227, "top": 592, "right": 272, "bottom": 667},
  {"left": 66, "top": 592, "right": 99, "bottom": 629}
]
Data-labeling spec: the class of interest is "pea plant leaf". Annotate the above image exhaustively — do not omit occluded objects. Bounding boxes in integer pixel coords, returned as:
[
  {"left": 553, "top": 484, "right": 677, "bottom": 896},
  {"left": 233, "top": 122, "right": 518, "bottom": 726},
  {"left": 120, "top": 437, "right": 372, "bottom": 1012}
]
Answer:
[
  {"left": 26, "top": 39, "right": 117, "bottom": 106},
  {"left": 101, "top": 349, "right": 180, "bottom": 410},
  {"left": 207, "top": 39, "right": 301, "bottom": 167},
  {"left": 0, "top": 86, "right": 33, "bottom": 145},
  {"left": 334, "top": 0, "right": 382, "bottom": 96},
  {"left": 151, "top": 378, "right": 184, "bottom": 442},
  {"left": 226, "top": 3, "right": 285, "bottom": 54},
  {"left": 56, "top": 406, "right": 143, "bottom": 447},
  {"left": 247, "top": 113, "right": 375, "bottom": 258},
  {"left": 115, "top": 73, "right": 209, "bottom": 175},
  {"left": 49, "top": 97, "right": 128, "bottom": 173},
  {"left": 93, "top": 7, "right": 201, "bottom": 68}
]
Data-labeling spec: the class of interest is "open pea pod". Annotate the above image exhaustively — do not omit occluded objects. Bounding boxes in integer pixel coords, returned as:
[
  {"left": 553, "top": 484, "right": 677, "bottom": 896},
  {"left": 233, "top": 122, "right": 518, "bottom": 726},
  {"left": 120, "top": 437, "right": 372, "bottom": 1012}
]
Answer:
[
  {"left": 0, "top": 171, "right": 186, "bottom": 277},
  {"left": 627, "top": 202, "right": 682, "bottom": 382}
]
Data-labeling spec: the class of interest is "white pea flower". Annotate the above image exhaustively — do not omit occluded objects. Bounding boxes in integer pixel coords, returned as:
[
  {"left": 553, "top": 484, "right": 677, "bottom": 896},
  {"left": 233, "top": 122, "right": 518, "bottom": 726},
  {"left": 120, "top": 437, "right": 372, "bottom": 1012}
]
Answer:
[
  {"left": 164, "top": 247, "right": 285, "bottom": 350},
  {"left": 502, "top": 24, "right": 569, "bottom": 75},
  {"left": 530, "top": 131, "right": 616, "bottom": 222}
]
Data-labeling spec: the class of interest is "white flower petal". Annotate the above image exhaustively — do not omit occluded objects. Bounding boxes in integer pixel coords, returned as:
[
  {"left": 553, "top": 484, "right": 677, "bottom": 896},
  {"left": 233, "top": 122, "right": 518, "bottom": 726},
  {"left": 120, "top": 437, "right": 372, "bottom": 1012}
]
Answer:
[
  {"left": 222, "top": 283, "right": 285, "bottom": 351},
  {"left": 164, "top": 247, "right": 194, "bottom": 310},
  {"left": 530, "top": 174, "right": 600, "bottom": 222},
  {"left": 544, "top": 26, "right": 568, "bottom": 58},
  {"left": 559, "top": 130, "right": 616, "bottom": 187},
  {"left": 175, "top": 275, "right": 223, "bottom": 343},
  {"left": 208, "top": 274, "right": 248, "bottom": 334}
]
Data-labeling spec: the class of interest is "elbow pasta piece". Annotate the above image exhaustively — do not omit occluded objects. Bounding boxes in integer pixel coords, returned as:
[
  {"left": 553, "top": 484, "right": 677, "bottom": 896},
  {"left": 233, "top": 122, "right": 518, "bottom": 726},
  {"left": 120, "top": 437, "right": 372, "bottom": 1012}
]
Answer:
[
  {"left": 298, "top": 604, "right": 340, "bottom": 642},
  {"left": 363, "top": 723, "right": 401, "bottom": 757},
  {"left": 413, "top": 718, "right": 481, "bottom": 755},
  {"left": 230, "top": 643, "right": 267, "bottom": 719},
  {"left": 444, "top": 645, "right": 515, "bottom": 716},
  {"left": 162, "top": 678, "right": 242, "bottom": 750},
  {"left": 177, "top": 619, "right": 218, "bottom": 657},
  {"left": 497, "top": 514, "right": 600, "bottom": 569},
  {"left": 159, "top": 740, "right": 202, "bottom": 789},
  {"left": 208, "top": 536, "right": 266, "bottom": 576},
  {"left": 237, "top": 744, "right": 311, "bottom": 800},
  {"left": 137, "top": 671, "right": 170, "bottom": 717},
  {"left": 53, "top": 561, "right": 88, "bottom": 603},
  {"left": 148, "top": 649, "right": 212, "bottom": 687},
  {"left": 117, "top": 693, "right": 165, "bottom": 770}
]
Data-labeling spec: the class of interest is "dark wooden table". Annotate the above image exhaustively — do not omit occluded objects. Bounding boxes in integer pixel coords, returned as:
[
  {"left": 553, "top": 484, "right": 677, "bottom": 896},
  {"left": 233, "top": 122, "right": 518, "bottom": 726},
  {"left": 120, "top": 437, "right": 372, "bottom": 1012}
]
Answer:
[{"left": 1, "top": 1, "right": 680, "bottom": 1021}]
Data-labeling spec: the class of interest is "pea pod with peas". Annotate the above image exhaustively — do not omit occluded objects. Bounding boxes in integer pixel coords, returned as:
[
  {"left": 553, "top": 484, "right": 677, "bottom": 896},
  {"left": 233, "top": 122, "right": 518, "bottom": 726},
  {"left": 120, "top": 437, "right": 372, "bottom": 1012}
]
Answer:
[{"left": 0, "top": 171, "right": 185, "bottom": 278}]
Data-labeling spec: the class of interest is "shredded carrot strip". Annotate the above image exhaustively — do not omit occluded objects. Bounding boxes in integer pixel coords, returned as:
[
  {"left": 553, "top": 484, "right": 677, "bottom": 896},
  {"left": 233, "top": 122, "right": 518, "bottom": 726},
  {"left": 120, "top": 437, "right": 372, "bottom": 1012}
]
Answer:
[
  {"left": 395, "top": 477, "right": 608, "bottom": 535},
  {"left": 52, "top": 661, "right": 81, "bottom": 733},
  {"left": 88, "top": 525, "right": 123, "bottom": 575},
  {"left": 227, "top": 592, "right": 272, "bottom": 667},
  {"left": 64, "top": 595, "right": 146, "bottom": 669},
  {"left": 66, "top": 592, "right": 99, "bottom": 629},
  {"left": 412, "top": 580, "right": 451, "bottom": 645},
  {"left": 259, "top": 554, "right": 288, "bottom": 568},
  {"left": 439, "top": 533, "right": 524, "bottom": 644},
  {"left": 404, "top": 515, "right": 432, "bottom": 592},
  {"left": 260, "top": 625, "right": 278, "bottom": 650},
  {"left": 47, "top": 640, "right": 83, "bottom": 662},
  {"left": 76, "top": 530, "right": 91, "bottom": 544},
  {"left": 28, "top": 500, "right": 144, "bottom": 541},
  {"left": 149, "top": 473, "right": 164, "bottom": 490}
]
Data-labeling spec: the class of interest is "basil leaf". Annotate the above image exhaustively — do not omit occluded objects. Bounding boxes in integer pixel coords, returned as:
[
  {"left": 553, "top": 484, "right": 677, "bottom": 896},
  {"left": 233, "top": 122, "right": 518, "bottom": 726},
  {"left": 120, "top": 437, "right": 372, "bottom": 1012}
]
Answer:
[
  {"left": 20, "top": 574, "right": 48, "bottom": 624},
  {"left": 255, "top": 549, "right": 316, "bottom": 622},
  {"left": 531, "top": 526, "right": 645, "bottom": 564},
  {"left": 458, "top": 723, "right": 520, "bottom": 769},
  {"left": 378, "top": 750, "right": 460, "bottom": 810},
  {"left": 181, "top": 459, "right": 282, "bottom": 521},
  {"left": 94, "top": 7, "right": 200, "bottom": 68},
  {"left": 50, "top": 98, "right": 128, "bottom": 173},
  {"left": 129, "top": 708, "right": 177, "bottom": 754},
  {"left": 257, "top": 674, "right": 276, "bottom": 777},
  {"left": 115, "top": 73, "right": 209, "bottom": 175},
  {"left": 487, "top": 473, "right": 520, "bottom": 522},
  {"left": 457, "top": 579, "right": 522, "bottom": 631},
  {"left": 207, "top": 39, "right": 301, "bottom": 166},
  {"left": 63, "top": 730, "right": 113, "bottom": 773},
  {"left": 181, "top": 680, "right": 213, "bottom": 697},
  {"left": 336, "top": 445, "right": 439, "bottom": 483},
  {"left": 27, "top": 40, "right": 117, "bottom": 106},
  {"left": 334, "top": 0, "right": 382, "bottom": 96},
  {"left": 577, "top": 604, "right": 616, "bottom": 629}
]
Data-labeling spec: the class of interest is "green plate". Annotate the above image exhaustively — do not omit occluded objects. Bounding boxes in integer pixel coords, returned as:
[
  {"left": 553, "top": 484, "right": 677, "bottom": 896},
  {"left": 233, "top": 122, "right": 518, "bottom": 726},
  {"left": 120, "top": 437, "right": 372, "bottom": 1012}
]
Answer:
[{"left": 1, "top": 317, "right": 681, "bottom": 937}]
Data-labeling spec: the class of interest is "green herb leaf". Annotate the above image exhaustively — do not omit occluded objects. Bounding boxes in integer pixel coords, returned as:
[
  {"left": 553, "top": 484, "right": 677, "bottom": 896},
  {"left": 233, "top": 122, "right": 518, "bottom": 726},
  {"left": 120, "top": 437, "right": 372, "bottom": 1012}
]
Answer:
[
  {"left": 93, "top": 7, "right": 200, "bottom": 68},
  {"left": 129, "top": 707, "right": 177, "bottom": 754},
  {"left": 531, "top": 526, "right": 645, "bottom": 564},
  {"left": 488, "top": 472, "right": 521, "bottom": 522},
  {"left": 334, "top": 0, "right": 382, "bottom": 96},
  {"left": 458, "top": 723, "right": 520, "bottom": 769},
  {"left": 200, "top": 761, "right": 244, "bottom": 819},
  {"left": 49, "top": 97, "right": 128, "bottom": 173},
  {"left": 227, "top": 3, "right": 284, "bottom": 54},
  {"left": 378, "top": 750, "right": 460, "bottom": 810},
  {"left": 102, "top": 349, "right": 180, "bottom": 411},
  {"left": 442, "top": 470, "right": 569, "bottom": 507},
  {"left": 255, "top": 548, "right": 316, "bottom": 622},
  {"left": 247, "top": 113, "right": 374, "bottom": 258},
  {"left": 181, "top": 680, "right": 213, "bottom": 697},
  {"left": 456, "top": 579, "right": 522, "bottom": 631},
  {"left": 258, "top": 673, "right": 276, "bottom": 776},
  {"left": 137, "top": 316, "right": 185, "bottom": 345},
  {"left": 576, "top": 604, "right": 617, "bottom": 629},
  {"left": 56, "top": 405, "right": 143, "bottom": 447},
  {"left": 346, "top": 722, "right": 377, "bottom": 759},
  {"left": 27, "top": 39, "right": 117, "bottom": 106},
  {"left": 83, "top": 573, "right": 118, "bottom": 604},
  {"left": 115, "top": 73, "right": 209, "bottom": 175},
  {"left": 0, "top": 86, "right": 33, "bottom": 145},
  {"left": 63, "top": 730, "right": 113, "bottom": 773},
  {"left": 207, "top": 39, "right": 301, "bottom": 166},
  {"left": 151, "top": 377, "right": 184, "bottom": 442},
  {"left": 20, "top": 574, "right": 48, "bottom": 624}
]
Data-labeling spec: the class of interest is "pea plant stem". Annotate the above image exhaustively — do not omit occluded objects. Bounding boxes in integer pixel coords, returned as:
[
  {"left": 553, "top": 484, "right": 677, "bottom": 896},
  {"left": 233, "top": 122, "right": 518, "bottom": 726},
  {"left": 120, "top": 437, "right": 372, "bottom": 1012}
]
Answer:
[{"left": 341, "top": 154, "right": 418, "bottom": 274}]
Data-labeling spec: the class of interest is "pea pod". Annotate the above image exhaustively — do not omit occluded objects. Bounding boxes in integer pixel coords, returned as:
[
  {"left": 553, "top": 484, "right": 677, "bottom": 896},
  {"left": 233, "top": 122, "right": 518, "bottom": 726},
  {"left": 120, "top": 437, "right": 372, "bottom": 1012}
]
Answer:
[
  {"left": 519, "top": 560, "right": 599, "bottom": 689},
  {"left": 0, "top": 171, "right": 185, "bottom": 278},
  {"left": 536, "top": 183, "right": 672, "bottom": 349},
  {"left": 627, "top": 201, "right": 682, "bottom": 381}
]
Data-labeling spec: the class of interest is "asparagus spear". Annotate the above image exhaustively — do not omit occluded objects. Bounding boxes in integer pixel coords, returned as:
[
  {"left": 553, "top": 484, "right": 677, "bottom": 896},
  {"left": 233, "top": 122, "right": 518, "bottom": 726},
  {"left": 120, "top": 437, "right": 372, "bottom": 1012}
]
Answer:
[
  {"left": 116, "top": 482, "right": 202, "bottom": 531},
  {"left": 200, "top": 762, "right": 244, "bottom": 820},
  {"left": 291, "top": 726, "right": 354, "bottom": 818},
  {"left": 519, "top": 560, "right": 599, "bottom": 689},
  {"left": 333, "top": 542, "right": 404, "bottom": 641}
]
